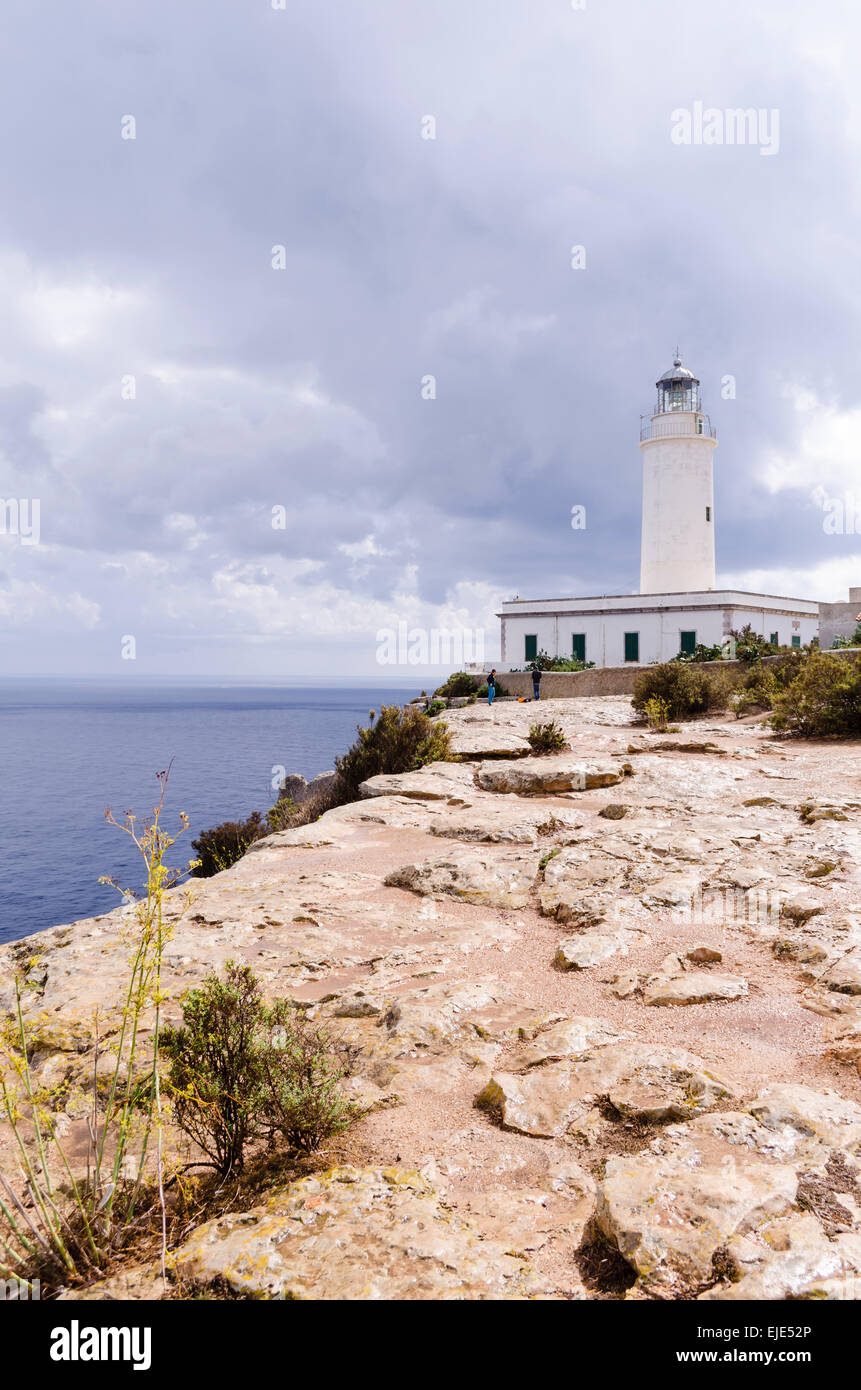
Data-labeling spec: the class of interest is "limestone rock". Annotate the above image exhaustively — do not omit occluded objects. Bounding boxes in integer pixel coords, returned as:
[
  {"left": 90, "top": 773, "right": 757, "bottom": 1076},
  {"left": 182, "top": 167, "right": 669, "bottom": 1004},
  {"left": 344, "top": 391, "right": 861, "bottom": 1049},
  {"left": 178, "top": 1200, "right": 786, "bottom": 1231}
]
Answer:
[
  {"left": 476, "top": 757, "right": 622, "bottom": 795},
  {"left": 476, "top": 1043, "right": 735, "bottom": 1139},
  {"left": 781, "top": 894, "right": 826, "bottom": 924},
  {"left": 519, "top": 1016, "right": 629, "bottom": 1068},
  {"left": 172, "top": 1167, "right": 551, "bottom": 1299},
  {"left": 554, "top": 927, "right": 648, "bottom": 972},
  {"left": 686, "top": 945, "right": 722, "bottom": 964},
  {"left": 446, "top": 728, "right": 532, "bottom": 759},
  {"left": 596, "top": 1117, "right": 799, "bottom": 1296},
  {"left": 746, "top": 1084, "right": 861, "bottom": 1152},
  {"left": 384, "top": 849, "right": 537, "bottom": 908},
  {"left": 643, "top": 969, "right": 747, "bottom": 1007},
  {"left": 700, "top": 1213, "right": 861, "bottom": 1301},
  {"left": 824, "top": 950, "right": 861, "bottom": 995}
]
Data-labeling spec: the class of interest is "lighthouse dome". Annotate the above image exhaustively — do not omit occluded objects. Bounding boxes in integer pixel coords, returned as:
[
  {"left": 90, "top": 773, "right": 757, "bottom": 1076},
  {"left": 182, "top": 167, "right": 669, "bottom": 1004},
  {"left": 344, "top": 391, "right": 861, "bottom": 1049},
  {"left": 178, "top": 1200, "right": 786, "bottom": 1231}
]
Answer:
[{"left": 656, "top": 353, "right": 698, "bottom": 386}]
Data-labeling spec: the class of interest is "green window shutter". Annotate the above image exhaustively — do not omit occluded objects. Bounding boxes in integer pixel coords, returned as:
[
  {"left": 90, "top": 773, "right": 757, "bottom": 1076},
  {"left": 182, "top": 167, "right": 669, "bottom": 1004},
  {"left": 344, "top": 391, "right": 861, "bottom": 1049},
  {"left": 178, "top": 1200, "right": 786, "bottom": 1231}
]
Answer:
[
  {"left": 791, "top": 635, "right": 801, "bottom": 649},
  {"left": 525, "top": 634, "right": 537, "bottom": 661},
  {"left": 624, "top": 632, "right": 639, "bottom": 663},
  {"left": 770, "top": 632, "right": 778, "bottom": 646},
  {"left": 680, "top": 630, "right": 696, "bottom": 655},
  {"left": 572, "top": 633, "right": 586, "bottom": 662}
]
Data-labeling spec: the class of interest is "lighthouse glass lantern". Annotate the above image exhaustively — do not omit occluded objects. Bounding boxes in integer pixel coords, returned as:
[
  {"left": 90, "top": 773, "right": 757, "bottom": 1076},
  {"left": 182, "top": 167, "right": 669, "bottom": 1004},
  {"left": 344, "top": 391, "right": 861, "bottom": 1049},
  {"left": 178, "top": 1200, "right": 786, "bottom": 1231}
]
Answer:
[{"left": 656, "top": 353, "right": 701, "bottom": 413}]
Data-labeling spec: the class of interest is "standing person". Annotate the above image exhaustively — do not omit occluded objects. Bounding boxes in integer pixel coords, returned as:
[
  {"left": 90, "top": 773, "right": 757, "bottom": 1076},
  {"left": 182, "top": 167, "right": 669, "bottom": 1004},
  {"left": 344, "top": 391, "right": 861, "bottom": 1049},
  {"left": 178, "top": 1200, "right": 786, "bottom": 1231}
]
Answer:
[
  {"left": 531, "top": 663, "right": 542, "bottom": 701},
  {"left": 487, "top": 669, "right": 496, "bottom": 706}
]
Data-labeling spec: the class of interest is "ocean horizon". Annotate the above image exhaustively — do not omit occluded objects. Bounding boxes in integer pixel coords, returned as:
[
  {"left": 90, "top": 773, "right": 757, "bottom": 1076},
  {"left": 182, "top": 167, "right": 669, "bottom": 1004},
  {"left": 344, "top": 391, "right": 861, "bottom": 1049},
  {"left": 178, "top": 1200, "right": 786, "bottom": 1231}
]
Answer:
[{"left": 0, "top": 680, "right": 422, "bottom": 945}]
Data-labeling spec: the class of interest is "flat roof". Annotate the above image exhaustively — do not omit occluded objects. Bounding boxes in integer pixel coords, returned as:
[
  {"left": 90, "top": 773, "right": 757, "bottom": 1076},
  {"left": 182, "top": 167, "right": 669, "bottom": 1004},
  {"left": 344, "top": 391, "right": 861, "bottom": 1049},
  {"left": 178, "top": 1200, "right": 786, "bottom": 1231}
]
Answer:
[{"left": 499, "top": 589, "right": 819, "bottom": 606}]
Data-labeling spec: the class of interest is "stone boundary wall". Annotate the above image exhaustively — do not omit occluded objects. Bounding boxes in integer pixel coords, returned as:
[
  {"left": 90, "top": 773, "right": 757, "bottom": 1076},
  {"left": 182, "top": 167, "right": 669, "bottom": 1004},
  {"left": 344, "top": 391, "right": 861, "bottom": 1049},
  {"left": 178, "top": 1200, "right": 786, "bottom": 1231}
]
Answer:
[{"left": 496, "top": 648, "right": 861, "bottom": 700}]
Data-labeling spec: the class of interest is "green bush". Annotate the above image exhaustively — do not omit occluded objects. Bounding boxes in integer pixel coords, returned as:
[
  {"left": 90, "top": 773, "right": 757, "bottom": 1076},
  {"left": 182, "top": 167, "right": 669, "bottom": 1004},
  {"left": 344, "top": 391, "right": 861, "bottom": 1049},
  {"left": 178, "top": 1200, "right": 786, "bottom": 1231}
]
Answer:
[
  {"left": 633, "top": 663, "right": 739, "bottom": 720},
  {"left": 728, "top": 624, "right": 778, "bottom": 664},
  {"left": 673, "top": 642, "right": 725, "bottom": 663},
  {"left": 160, "top": 962, "right": 358, "bottom": 1178},
  {"left": 730, "top": 650, "right": 807, "bottom": 715},
  {"left": 191, "top": 812, "right": 266, "bottom": 877},
  {"left": 434, "top": 671, "right": 479, "bottom": 697},
  {"left": 335, "top": 704, "right": 452, "bottom": 798},
  {"left": 425, "top": 698, "right": 447, "bottom": 716},
  {"left": 528, "top": 649, "right": 595, "bottom": 671},
  {"left": 527, "top": 719, "right": 567, "bottom": 754},
  {"left": 769, "top": 652, "right": 861, "bottom": 738},
  {"left": 832, "top": 626, "right": 861, "bottom": 649},
  {"left": 643, "top": 695, "right": 671, "bottom": 730}
]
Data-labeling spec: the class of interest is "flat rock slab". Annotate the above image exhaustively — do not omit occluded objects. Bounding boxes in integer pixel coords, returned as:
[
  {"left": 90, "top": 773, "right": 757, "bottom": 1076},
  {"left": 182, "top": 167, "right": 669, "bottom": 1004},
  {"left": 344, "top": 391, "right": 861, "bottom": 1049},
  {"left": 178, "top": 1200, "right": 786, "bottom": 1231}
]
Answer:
[
  {"left": 519, "top": 1016, "right": 630, "bottom": 1068},
  {"left": 555, "top": 927, "right": 649, "bottom": 971},
  {"left": 477, "top": 757, "right": 622, "bottom": 795},
  {"left": 644, "top": 970, "right": 748, "bottom": 1006},
  {"left": 446, "top": 729, "right": 532, "bottom": 759},
  {"left": 384, "top": 849, "right": 538, "bottom": 908},
  {"left": 172, "top": 1167, "right": 550, "bottom": 1299},
  {"left": 476, "top": 1042, "right": 736, "bottom": 1138},
  {"left": 596, "top": 1123, "right": 798, "bottom": 1297},
  {"left": 699, "top": 1212, "right": 861, "bottom": 1301},
  {"left": 747, "top": 1083, "right": 861, "bottom": 1152}
]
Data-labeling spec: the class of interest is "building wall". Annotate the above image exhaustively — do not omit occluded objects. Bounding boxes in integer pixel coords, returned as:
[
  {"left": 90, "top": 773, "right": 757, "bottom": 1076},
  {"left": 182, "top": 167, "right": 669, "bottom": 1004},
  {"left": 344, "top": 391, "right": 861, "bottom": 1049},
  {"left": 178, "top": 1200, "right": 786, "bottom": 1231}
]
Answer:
[
  {"left": 493, "top": 647, "right": 859, "bottom": 700},
  {"left": 640, "top": 423, "right": 717, "bottom": 593},
  {"left": 819, "top": 597, "right": 861, "bottom": 650},
  {"left": 499, "top": 594, "right": 819, "bottom": 669}
]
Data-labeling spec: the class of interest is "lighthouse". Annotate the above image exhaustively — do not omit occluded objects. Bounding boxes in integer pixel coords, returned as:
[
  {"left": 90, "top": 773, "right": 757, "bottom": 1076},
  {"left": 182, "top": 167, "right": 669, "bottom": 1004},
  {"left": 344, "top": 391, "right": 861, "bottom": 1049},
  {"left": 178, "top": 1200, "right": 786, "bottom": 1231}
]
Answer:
[
  {"left": 497, "top": 346, "right": 820, "bottom": 669},
  {"left": 638, "top": 352, "right": 716, "bottom": 594}
]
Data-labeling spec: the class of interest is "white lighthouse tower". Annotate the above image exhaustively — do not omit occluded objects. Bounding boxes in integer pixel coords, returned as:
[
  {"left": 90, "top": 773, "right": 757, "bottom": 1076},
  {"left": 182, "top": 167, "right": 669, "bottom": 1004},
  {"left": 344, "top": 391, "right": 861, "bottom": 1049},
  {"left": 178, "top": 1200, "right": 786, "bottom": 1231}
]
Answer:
[{"left": 638, "top": 351, "right": 717, "bottom": 593}]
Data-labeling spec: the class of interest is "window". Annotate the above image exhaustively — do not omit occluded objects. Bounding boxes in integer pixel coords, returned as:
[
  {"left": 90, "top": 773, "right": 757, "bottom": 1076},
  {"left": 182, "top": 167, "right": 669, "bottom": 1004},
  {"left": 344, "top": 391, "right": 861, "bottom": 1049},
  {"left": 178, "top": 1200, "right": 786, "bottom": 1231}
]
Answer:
[
  {"left": 770, "top": 632, "right": 779, "bottom": 646},
  {"left": 524, "top": 634, "right": 537, "bottom": 661},
  {"left": 680, "top": 630, "right": 696, "bottom": 655},
  {"left": 705, "top": 506, "right": 711, "bottom": 521},
  {"left": 791, "top": 635, "right": 801, "bottom": 649},
  {"left": 697, "top": 418, "right": 703, "bottom": 435},
  {"left": 572, "top": 633, "right": 586, "bottom": 662},
  {"left": 624, "top": 632, "right": 639, "bottom": 663}
]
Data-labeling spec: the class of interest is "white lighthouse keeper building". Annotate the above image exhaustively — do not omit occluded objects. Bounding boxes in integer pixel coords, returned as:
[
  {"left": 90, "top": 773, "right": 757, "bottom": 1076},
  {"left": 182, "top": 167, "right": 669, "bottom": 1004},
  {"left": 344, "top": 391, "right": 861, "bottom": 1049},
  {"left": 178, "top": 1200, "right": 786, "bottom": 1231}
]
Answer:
[{"left": 498, "top": 351, "right": 819, "bottom": 669}]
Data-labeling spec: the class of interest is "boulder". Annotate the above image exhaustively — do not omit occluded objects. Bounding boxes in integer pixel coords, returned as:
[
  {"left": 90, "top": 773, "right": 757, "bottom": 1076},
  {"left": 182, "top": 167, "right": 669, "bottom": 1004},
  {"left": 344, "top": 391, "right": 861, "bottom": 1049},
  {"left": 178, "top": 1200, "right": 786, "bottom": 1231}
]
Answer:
[
  {"left": 555, "top": 927, "right": 648, "bottom": 972},
  {"left": 476, "top": 758, "right": 622, "bottom": 795}
]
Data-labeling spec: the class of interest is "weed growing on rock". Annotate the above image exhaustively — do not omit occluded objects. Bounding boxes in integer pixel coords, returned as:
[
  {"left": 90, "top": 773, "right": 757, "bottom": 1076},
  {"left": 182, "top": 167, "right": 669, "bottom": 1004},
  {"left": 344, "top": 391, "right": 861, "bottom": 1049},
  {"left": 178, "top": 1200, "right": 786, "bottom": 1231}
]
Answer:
[
  {"left": 527, "top": 720, "right": 567, "bottom": 754},
  {"left": 0, "top": 769, "right": 195, "bottom": 1293}
]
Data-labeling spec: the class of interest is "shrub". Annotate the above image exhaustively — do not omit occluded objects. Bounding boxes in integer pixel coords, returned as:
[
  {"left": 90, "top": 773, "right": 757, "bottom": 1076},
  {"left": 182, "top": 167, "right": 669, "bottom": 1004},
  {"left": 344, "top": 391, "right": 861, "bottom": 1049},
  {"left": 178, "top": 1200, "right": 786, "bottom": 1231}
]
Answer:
[
  {"left": 335, "top": 704, "right": 452, "bottom": 798},
  {"left": 191, "top": 811, "right": 266, "bottom": 877},
  {"left": 769, "top": 652, "right": 861, "bottom": 738},
  {"left": 160, "top": 962, "right": 358, "bottom": 1178},
  {"left": 832, "top": 626, "right": 861, "bottom": 649},
  {"left": 258, "top": 1011, "right": 358, "bottom": 1155},
  {"left": 632, "top": 663, "right": 739, "bottom": 720},
  {"left": 527, "top": 719, "right": 567, "bottom": 754},
  {"left": 425, "top": 698, "right": 447, "bottom": 717},
  {"left": 529, "top": 650, "right": 594, "bottom": 671},
  {"left": 643, "top": 695, "right": 671, "bottom": 730},
  {"left": 434, "top": 671, "right": 479, "bottom": 698},
  {"left": 728, "top": 650, "right": 806, "bottom": 716},
  {"left": 673, "top": 642, "right": 725, "bottom": 663},
  {"left": 728, "top": 624, "right": 777, "bottom": 664},
  {"left": 161, "top": 962, "right": 266, "bottom": 1178}
]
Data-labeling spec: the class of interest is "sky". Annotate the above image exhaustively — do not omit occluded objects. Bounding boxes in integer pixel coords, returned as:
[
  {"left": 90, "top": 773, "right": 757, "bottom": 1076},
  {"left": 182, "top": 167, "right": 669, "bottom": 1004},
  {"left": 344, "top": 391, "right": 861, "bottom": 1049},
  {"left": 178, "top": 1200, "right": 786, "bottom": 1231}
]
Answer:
[{"left": 0, "top": 0, "right": 860, "bottom": 680}]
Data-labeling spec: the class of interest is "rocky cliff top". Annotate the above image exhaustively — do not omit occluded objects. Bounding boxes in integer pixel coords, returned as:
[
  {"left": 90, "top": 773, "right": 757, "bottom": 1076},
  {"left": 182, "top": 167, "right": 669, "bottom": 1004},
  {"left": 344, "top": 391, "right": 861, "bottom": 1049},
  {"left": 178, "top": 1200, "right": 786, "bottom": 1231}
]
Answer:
[{"left": 4, "top": 696, "right": 861, "bottom": 1300}]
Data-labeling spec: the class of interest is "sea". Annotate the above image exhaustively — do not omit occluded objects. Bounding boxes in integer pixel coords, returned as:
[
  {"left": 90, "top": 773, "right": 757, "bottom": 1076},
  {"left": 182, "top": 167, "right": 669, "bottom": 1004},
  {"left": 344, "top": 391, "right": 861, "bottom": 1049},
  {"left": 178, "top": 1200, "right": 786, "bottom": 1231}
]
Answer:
[{"left": 0, "top": 680, "right": 419, "bottom": 945}]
